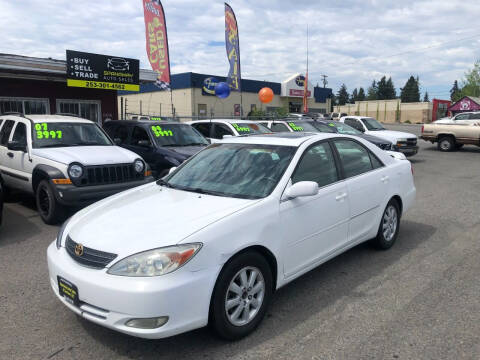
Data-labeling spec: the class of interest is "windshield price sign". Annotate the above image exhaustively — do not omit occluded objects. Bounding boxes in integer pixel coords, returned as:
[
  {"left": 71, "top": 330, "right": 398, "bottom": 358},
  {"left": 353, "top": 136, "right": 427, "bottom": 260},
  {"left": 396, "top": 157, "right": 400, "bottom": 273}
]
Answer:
[{"left": 66, "top": 50, "right": 140, "bottom": 91}]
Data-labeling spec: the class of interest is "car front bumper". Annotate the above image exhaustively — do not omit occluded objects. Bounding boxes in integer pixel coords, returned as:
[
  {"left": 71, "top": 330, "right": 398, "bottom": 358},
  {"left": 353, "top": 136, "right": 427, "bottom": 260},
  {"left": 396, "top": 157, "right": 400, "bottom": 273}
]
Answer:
[
  {"left": 51, "top": 177, "right": 154, "bottom": 206},
  {"left": 47, "top": 242, "right": 220, "bottom": 339},
  {"left": 395, "top": 145, "right": 419, "bottom": 157}
]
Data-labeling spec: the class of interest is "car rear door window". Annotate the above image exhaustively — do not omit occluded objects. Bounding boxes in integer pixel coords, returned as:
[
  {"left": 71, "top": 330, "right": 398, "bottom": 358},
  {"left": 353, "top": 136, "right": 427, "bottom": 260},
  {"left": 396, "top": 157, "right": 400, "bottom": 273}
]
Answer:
[
  {"left": 292, "top": 142, "right": 339, "bottom": 188},
  {"left": 212, "top": 123, "right": 234, "bottom": 139},
  {"left": 469, "top": 113, "right": 480, "bottom": 119},
  {"left": 333, "top": 139, "right": 374, "bottom": 178},
  {"left": 191, "top": 123, "right": 212, "bottom": 138},
  {"left": 113, "top": 124, "right": 129, "bottom": 144},
  {"left": 271, "top": 123, "right": 289, "bottom": 132},
  {"left": 130, "top": 126, "right": 151, "bottom": 146},
  {"left": 0, "top": 120, "right": 15, "bottom": 146}
]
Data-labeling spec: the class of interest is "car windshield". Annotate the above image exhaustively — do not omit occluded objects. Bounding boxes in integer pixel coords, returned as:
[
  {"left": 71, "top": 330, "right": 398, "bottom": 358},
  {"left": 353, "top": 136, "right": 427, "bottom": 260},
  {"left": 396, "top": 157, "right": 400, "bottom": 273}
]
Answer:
[
  {"left": 32, "top": 122, "right": 112, "bottom": 148},
  {"left": 361, "top": 118, "right": 385, "bottom": 130},
  {"left": 231, "top": 123, "right": 271, "bottom": 135},
  {"left": 164, "top": 143, "right": 296, "bottom": 199},
  {"left": 149, "top": 123, "right": 209, "bottom": 146},
  {"left": 285, "top": 121, "right": 321, "bottom": 132},
  {"left": 328, "top": 122, "right": 361, "bottom": 135}
]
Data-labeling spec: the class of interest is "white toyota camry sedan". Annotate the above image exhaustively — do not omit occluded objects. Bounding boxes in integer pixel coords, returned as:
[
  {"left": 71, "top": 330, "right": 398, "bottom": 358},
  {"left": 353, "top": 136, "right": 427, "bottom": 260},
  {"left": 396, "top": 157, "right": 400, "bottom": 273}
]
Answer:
[{"left": 47, "top": 132, "right": 416, "bottom": 340}]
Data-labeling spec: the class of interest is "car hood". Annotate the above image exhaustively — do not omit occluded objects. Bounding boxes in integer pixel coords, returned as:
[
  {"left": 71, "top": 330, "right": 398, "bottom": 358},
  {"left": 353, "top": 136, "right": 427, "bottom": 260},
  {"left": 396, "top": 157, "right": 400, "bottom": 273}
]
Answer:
[
  {"left": 67, "top": 183, "right": 258, "bottom": 259},
  {"left": 32, "top": 146, "right": 139, "bottom": 166},
  {"left": 164, "top": 145, "right": 206, "bottom": 158},
  {"left": 365, "top": 129, "right": 417, "bottom": 142},
  {"left": 355, "top": 133, "right": 391, "bottom": 145}
]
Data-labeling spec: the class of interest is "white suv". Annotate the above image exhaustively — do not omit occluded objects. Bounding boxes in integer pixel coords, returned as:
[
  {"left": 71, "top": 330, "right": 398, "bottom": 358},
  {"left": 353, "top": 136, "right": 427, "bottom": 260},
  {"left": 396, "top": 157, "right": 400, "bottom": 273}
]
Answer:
[
  {"left": 434, "top": 111, "right": 480, "bottom": 125},
  {"left": 0, "top": 114, "right": 153, "bottom": 224},
  {"left": 187, "top": 119, "right": 271, "bottom": 142}
]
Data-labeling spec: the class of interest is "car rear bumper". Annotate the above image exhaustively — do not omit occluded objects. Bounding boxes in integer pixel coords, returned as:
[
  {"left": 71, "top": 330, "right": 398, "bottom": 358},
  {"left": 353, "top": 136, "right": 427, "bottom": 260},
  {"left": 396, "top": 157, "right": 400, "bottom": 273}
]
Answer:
[
  {"left": 47, "top": 242, "right": 219, "bottom": 339},
  {"left": 51, "top": 177, "right": 154, "bottom": 206}
]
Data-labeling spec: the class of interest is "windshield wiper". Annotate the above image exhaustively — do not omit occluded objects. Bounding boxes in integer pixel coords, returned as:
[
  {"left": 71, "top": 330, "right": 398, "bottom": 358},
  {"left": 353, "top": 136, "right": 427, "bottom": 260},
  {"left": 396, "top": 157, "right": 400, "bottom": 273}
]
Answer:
[
  {"left": 157, "top": 179, "right": 174, "bottom": 188},
  {"left": 178, "top": 143, "right": 208, "bottom": 146},
  {"left": 180, "top": 186, "right": 229, "bottom": 197},
  {"left": 38, "top": 144, "right": 71, "bottom": 148}
]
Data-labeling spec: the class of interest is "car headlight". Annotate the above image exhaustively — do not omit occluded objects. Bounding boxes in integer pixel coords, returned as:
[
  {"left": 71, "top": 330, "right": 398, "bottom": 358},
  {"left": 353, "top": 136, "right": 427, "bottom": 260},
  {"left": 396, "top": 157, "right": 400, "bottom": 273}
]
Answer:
[
  {"left": 134, "top": 159, "right": 145, "bottom": 173},
  {"left": 107, "top": 243, "right": 202, "bottom": 277},
  {"left": 56, "top": 217, "right": 71, "bottom": 249},
  {"left": 68, "top": 164, "right": 83, "bottom": 178}
]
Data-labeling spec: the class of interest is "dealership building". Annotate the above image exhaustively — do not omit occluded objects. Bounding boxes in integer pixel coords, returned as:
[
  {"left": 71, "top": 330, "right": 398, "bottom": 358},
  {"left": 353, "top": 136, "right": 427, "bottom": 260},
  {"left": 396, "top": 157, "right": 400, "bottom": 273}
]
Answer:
[
  {"left": 0, "top": 53, "right": 156, "bottom": 124},
  {"left": 118, "top": 72, "right": 333, "bottom": 119}
]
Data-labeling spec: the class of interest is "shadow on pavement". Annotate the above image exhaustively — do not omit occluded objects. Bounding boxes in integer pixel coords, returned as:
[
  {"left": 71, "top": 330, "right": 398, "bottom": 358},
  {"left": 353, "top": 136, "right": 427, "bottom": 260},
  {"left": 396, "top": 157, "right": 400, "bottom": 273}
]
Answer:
[
  {"left": 0, "top": 205, "right": 43, "bottom": 247},
  {"left": 76, "top": 220, "right": 436, "bottom": 360}
]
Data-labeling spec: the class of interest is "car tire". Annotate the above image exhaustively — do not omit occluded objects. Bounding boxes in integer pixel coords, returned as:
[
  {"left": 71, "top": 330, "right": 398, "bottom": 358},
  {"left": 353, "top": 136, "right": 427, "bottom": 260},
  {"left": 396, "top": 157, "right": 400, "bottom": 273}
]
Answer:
[
  {"left": 210, "top": 251, "right": 273, "bottom": 340},
  {"left": 36, "top": 180, "right": 67, "bottom": 225},
  {"left": 372, "top": 199, "right": 400, "bottom": 250},
  {"left": 437, "top": 136, "right": 455, "bottom": 152}
]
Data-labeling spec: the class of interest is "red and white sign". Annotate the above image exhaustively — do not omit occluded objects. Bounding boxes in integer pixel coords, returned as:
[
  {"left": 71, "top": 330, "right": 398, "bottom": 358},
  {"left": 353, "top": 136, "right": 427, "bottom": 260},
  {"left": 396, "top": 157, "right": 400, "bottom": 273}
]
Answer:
[{"left": 289, "top": 89, "right": 311, "bottom": 97}]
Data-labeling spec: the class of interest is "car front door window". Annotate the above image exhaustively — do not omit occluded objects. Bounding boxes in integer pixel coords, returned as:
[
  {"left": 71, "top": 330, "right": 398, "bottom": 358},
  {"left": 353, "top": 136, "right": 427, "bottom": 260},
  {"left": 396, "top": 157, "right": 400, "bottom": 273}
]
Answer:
[
  {"left": 130, "top": 126, "right": 151, "bottom": 147},
  {"left": 212, "top": 123, "right": 234, "bottom": 139}
]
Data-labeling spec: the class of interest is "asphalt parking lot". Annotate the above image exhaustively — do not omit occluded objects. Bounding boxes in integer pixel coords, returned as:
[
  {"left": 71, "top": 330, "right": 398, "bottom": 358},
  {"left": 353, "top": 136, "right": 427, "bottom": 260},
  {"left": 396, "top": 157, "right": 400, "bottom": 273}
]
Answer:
[{"left": 1, "top": 124, "right": 480, "bottom": 360}]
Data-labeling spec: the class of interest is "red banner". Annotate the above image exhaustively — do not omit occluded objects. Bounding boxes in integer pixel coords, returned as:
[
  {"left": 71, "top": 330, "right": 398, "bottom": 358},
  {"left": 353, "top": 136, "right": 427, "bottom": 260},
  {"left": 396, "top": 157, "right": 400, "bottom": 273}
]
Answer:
[{"left": 143, "top": 0, "right": 171, "bottom": 88}]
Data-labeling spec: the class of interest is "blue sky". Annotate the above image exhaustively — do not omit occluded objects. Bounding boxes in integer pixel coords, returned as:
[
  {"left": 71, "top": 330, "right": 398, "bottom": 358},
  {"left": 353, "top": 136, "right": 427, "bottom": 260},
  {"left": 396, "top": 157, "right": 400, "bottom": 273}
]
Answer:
[{"left": 1, "top": 0, "right": 479, "bottom": 99}]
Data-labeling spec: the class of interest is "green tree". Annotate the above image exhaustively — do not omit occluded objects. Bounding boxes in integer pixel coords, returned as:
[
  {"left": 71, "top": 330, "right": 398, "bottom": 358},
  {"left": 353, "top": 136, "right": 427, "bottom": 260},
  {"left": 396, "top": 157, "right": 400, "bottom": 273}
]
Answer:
[
  {"left": 423, "top": 92, "right": 429, "bottom": 102},
  {"left": 386, "top": 77, "right": 396, "bottom": 99},
  {"left": 459, "top": 60, "right": 480, "bottom": 98},
  {"left": 376, "top": 76, "right": 387, "bottom": 100},
  {"left": 400, "top": 76, "right": 420, "bottom": 102},
  {"left": 367, "top": 80, "right": 377, "bottom": 100},
  {"left": 450, "top": 80, "right": 461, "bottom": 102},
  {"left": 350, "top": 88, "right": 358, "bottom": 103},
  {"left": 337, "top": 84, "right": 349, "bottom": 105},
  {"left": 357, "top": 87, "right": 366, "bottom": 101}
]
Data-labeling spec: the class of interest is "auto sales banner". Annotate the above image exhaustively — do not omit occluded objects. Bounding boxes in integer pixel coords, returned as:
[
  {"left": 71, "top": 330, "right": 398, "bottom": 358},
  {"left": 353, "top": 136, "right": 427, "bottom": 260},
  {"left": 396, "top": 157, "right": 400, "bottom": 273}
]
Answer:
[
  {"left": 66, "top": 50, "right": 139, "bottom": 91},
  {"left": 225, "top": 3, "right": 241, "bottom": 92},
  {"left": 143, "top": 0, "right": 171, "bottom": 90}
]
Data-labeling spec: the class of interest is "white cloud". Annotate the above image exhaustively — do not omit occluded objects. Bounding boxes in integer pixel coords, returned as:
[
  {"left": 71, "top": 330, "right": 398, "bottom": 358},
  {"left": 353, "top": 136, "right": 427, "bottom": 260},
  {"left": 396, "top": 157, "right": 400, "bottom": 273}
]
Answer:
[{"left": 1, "top": 0, "right": 479, "bottom": 97}]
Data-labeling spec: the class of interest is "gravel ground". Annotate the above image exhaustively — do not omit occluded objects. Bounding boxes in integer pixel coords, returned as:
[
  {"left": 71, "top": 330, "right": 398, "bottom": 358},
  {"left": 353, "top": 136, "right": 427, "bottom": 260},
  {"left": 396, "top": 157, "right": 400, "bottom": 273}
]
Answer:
[{"left": 1, "top": 124, "right": 480, "bottom": 360}]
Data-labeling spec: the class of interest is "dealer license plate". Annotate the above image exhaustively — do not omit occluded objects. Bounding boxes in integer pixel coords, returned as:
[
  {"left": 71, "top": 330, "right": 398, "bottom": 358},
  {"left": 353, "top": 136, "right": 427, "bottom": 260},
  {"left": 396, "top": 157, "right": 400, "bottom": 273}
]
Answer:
[{"left": 57, "top": 276, "right": 80, "bottom": 307}]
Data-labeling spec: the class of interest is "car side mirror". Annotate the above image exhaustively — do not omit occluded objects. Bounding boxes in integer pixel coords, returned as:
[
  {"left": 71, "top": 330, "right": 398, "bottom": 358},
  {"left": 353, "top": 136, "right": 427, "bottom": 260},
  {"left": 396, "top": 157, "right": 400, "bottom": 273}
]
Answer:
[
  {"left": 137, "top": 140, "right": 151, "bottom": 147},
  {"left": 283, "top": 181, "right": 318, "bottom": 199},
  {"left": 168, "top": 167, "right": 177, "bottom": 174},
  {"left": 113, "top": 138, "right": 122, "bottom": 145},
  {"left": 7, "top": 140, "right": 27, "bottom": 152}
]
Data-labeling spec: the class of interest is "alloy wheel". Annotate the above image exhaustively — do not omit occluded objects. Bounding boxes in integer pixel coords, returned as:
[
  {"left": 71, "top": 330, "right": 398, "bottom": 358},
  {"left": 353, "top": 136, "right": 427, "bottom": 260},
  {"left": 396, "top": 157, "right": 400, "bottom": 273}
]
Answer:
[
  {"left": 225, "top": 266, "right": 265, "bottom": 327},
  {"left": 382, "top": 205, "right": 398, "bottom": 242}
]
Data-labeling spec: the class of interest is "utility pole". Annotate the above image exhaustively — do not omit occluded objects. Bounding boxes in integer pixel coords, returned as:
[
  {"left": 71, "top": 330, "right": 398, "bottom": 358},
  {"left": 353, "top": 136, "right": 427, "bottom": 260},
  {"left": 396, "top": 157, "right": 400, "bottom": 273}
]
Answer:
[{"left": 321, "top": 74, "right": 328, "bottom": 88}]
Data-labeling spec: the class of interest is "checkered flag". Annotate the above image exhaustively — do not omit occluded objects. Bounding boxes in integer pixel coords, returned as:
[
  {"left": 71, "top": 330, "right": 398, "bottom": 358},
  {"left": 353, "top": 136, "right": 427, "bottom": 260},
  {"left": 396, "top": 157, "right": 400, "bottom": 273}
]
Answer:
[{"left": 155, "top": 78, "right": 170, "bottom": 90}]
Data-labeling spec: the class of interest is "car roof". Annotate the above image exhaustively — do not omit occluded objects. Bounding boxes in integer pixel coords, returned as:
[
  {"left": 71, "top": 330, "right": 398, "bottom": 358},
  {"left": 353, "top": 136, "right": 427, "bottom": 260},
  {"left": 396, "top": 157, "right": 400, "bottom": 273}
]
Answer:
[
  {"left": 104, "top": 120, "right": 183, "bottom": 126},
  {"left": 0, "top": 114, "right": 93, "bottom": 124},
  {"left": 218, "top": 132, "right": 335, "bottom": 146},
  {"left": 189, "top": 119, "right": 260, "bottom": 124}
]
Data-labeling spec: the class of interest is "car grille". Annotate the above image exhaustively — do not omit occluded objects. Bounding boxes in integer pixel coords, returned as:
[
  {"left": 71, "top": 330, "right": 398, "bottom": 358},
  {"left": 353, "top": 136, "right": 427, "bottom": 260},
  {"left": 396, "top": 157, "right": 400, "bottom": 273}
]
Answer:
[
  {"left": 77, "top": 164, "right": 143, "bottom": 186},
  {"left": 397, "top": 138, "right": 417, "bottom": 147},
  {"left": 65, "top": 236, "right": 117, "bottom": 269}
]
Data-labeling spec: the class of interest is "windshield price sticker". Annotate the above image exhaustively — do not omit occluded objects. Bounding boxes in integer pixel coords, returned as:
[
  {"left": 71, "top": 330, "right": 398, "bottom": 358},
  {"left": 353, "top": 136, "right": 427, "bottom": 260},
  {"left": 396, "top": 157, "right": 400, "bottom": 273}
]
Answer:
[
  {"left": 233, "top": 124, "right": 251, "bottom": 132},
  {"left": 151, "top": 125, "right": 173, "bottom": 137},
  {"left": 288, "top": 122, "right": 304, "bottom": 131},
  {"left": 35, "top": 123, "right": 62, "bottom": 139},
  {"left": 328, "top": 123, "right": 336, "bottom": 127}
]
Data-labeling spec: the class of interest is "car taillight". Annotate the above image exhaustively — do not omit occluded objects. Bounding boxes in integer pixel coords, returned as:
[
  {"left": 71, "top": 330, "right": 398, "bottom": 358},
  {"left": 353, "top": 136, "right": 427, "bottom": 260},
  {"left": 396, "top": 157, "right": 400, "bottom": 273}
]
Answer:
[{"left": 421, "top": 125, "right": 424, "bottom": 133}]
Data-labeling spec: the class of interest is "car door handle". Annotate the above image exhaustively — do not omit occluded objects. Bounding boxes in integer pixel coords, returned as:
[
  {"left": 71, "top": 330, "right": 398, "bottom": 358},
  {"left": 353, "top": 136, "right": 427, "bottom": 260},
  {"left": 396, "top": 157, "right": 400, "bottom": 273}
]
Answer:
[
  {"left": 335, "top": 193, "right": 347, "bottom": 201},
  {"left": 381, "top": 175, "right": 389, "bottom": 183},
  {"left": 7, "top": 152, "right": 14, "bottom": 158}
]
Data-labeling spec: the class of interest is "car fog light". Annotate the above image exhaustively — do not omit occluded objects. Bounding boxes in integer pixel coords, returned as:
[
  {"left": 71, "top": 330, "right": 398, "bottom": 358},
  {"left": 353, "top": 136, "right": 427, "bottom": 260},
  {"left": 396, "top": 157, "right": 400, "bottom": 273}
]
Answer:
[{"left": 125, "top": 316, "right": 169, "bottom": 329}]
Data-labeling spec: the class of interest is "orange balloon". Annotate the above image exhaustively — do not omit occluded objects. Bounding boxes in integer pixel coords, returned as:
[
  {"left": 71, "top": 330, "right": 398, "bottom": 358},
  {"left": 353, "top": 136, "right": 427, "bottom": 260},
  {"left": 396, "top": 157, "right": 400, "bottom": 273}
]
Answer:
[{"left": 259, "top": 87, "right": 274, "bottom": 103}]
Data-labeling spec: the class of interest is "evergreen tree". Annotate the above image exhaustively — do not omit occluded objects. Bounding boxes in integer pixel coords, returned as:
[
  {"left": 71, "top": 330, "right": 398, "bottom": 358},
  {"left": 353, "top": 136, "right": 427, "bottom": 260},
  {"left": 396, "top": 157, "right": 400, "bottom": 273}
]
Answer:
[
  {"left": 400, "top": 76, "right": 420, "bottom": 102},
  {"left": 460, "top": 60, "right": 480, "bottom": 98},
  {"left": 367, "top": 80, "right": 377, "bottom": 100},
  {"left": 357, "top": 87, "right": 366, "bottom": 101},
  {"left": 386, "top": 77, "right": 396, "bottom": 99},
  {"left": 337, "top": 84, "right": 349, "bottom": 105},
  {"left": 423, "top": 92, "right": 429, "bottom": 102},
  {"left": 377, "top": 76, "right": 388, "bottom": 100},
  {"left": 450, "top": 80, "right": 460, "bottom": 101},
  {"left": 350, "top": 88, "right": 358, "bottom": 103}
]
